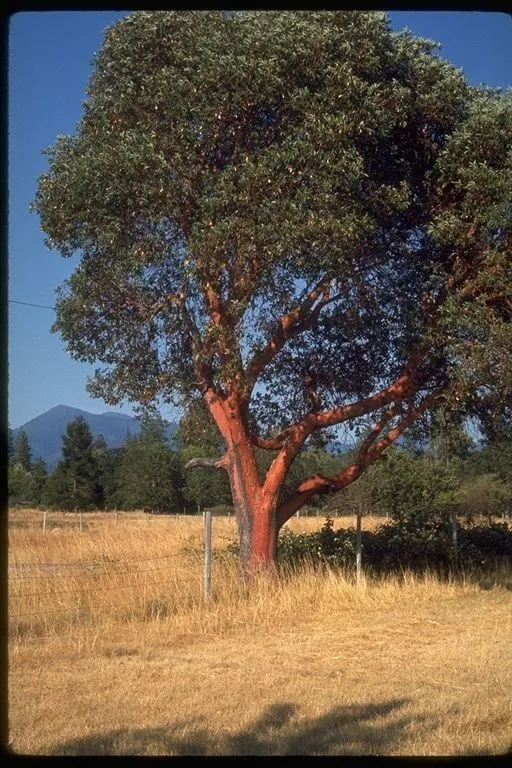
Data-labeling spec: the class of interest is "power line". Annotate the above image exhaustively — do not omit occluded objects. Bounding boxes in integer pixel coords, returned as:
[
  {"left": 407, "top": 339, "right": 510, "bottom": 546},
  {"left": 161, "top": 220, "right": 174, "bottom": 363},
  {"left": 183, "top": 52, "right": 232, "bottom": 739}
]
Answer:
[{"left": 9, "top": 299, "right": 55, "bottom": 310}]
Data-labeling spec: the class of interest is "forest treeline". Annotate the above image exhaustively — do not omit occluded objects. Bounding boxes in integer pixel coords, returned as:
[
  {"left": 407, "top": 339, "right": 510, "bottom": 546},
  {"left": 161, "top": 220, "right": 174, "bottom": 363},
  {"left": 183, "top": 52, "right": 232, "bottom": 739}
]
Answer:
[{"left": 8, "top": 412, "right": 512, "bottom": 524}]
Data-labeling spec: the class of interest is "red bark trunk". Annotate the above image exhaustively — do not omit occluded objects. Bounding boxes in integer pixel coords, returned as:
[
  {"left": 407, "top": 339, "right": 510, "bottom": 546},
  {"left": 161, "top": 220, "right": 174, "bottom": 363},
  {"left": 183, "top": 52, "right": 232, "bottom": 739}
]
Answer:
[
  {"left": 205, "top": 391, "right": 280, "bottom": 574},
  {"left": 226, "top": 447, "right": 280, "bottom": 574}
]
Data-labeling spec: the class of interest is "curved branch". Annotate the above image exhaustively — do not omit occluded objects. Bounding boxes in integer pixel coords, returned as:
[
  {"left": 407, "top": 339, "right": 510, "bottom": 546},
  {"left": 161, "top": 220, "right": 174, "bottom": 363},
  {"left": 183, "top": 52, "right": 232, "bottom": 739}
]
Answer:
[
  {"left": 184, "top": 455, "right": 229, "bottom": 471},
  {"left": 250, "top": 432, "right": 289, "bottom": 450}
]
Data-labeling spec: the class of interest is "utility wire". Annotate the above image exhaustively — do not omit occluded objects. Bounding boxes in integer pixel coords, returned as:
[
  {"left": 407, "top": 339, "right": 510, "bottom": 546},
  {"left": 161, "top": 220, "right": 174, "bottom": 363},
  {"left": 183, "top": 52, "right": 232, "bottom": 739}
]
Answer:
[{"left": 9, "top": 299, "right": 55, "bottom": 310}]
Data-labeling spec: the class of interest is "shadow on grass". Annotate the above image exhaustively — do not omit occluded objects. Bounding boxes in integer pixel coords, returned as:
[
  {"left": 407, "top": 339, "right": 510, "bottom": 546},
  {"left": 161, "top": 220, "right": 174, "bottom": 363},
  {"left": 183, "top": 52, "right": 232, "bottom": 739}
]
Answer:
[{"left": 50, "top": 698, "right": 430, "bottom": 756}]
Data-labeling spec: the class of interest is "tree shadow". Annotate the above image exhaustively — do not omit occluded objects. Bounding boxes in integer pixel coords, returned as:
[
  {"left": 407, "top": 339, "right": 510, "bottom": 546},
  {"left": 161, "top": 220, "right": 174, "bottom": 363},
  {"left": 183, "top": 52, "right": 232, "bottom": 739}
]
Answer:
[{"left": 48, "top": 697, "right": 434, "bottom": 756}]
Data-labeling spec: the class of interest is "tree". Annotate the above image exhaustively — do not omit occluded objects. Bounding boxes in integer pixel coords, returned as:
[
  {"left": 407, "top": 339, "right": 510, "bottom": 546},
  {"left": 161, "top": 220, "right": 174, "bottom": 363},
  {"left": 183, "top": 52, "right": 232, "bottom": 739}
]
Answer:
[
  {"left": 460, "top": 473, "right": 512, "bottom": 525},
  {"left": 180, "top": 443, "right": 232, "bottom": 511},
  {"left": 8, "top": 462, "right": 34, "bottom": 502},
  {"left": 357, "top": 447, "right": 462, "bottom": 528},
  {"left": 33, "top": 11, "right": 512, "bottom": 574},
  {"left": 15, "top": 429, "right": 32, "bottom": 472},
  {"left": 8, "top": 428, "right": 15, "bottom": 467},
  {"left": 44, "top": 464, "right": 73, "bottom": 509},
  {"left": 53, "top": 416, "right": 98, "bottom": 510},
  {"left": 90, "top": 434, "right": 111, "bottom": 508},
  {"left": 30, "top": 457, "right": 48, "bottom": 505},
  {"left": 428, "top": 410, "right": 475, "bottom": 464},
  {"left": 111, "top": 417, "right": 182, "bottom": 511}
]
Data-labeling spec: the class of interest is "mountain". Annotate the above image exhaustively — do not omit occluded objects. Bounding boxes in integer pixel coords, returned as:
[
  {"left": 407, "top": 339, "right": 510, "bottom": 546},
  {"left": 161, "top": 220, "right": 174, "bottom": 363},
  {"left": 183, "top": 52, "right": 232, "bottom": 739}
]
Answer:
[{"left": 12, "top": 405, "right": 178, "bottom": 471}]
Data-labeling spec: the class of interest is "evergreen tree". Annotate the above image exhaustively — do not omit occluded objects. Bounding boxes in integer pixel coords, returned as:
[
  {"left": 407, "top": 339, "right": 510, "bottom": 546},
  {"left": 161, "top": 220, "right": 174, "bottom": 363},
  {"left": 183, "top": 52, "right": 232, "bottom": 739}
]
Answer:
[
  {"left": 112, "top": 418, "right": 182, "bottom": 512},
  {"left": 15, "top": 429, "right": 32, "bottom": 472},
  {"left": 180, "top": 443, "right": 231, "bottom": 511},
  {"left": 30, "top": 456, "right": 48, "bottom": 505},
  {"left": 43, "top": 464, "right": 72, "bottom": 509},
  {"left": 90, "top": 434, "right": 110, "bottom": 508},
  {"left": 8, "top": 428, "right": 15, "bottom": 467},
  {"left": 101, "top": 446, "right": 124, "bottom": 509},
  {"left": 8, "top": 462, "right": 34, "bottom": 501},
  {"left": 178, "top": 401, "right": 230, "bottom": 510},
  {"left": 55, "top": 416, "right": 98, "bottom": 510}
]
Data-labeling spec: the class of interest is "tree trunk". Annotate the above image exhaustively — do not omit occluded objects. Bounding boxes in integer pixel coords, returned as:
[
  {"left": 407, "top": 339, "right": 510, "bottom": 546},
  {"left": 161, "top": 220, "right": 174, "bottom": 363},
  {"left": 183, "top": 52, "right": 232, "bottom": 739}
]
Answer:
[
  {"left": 235, "top": 495, "right": 279, "bottom": 576},
  {"left": 227, "top": 442, "right": 279, "bottom": 576},
  {"left": 205, "top": 392, "right": 282, "bottom": 576}
]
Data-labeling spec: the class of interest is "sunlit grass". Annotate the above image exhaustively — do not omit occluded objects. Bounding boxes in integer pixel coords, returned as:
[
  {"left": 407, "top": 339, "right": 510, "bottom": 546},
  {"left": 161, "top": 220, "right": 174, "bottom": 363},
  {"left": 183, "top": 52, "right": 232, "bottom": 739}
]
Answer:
[{"left": 8, "top": 508, "right": 512, "bottom": 756}]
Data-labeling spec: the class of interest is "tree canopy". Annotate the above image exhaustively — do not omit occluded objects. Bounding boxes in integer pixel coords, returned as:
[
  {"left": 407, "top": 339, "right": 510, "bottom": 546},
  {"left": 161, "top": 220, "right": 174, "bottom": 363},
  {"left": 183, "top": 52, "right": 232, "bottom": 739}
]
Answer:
[{"left": 33, "top": 11, "right": 512, "bottom": 571}]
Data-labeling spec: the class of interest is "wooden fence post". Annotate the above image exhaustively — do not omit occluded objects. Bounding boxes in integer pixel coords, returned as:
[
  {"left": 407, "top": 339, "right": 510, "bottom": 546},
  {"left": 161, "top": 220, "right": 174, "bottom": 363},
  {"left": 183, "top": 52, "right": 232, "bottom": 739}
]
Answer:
[
  {"left": 356, "top": 512, "right": 362, "bottom": 585},
  {"left": 79, "top": 511, "right": 83, "bottom": 532},
  {"left": 42, "top": 509, "right": 47, "bottom": 533},
  {"left": 204, "top": 508, "right": 212, "bottom": 601}
]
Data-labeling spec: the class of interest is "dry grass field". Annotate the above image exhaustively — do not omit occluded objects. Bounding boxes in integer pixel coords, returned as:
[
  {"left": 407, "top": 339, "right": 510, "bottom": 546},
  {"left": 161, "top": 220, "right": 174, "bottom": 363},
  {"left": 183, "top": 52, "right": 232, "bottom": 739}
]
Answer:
[{"left": 8, "top": 508, "right": 512, "bottom": 756}]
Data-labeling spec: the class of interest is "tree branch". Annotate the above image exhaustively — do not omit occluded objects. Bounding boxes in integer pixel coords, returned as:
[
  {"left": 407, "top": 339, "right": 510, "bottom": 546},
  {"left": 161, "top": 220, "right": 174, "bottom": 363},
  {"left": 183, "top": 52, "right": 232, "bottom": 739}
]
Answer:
[
  {"left": 245, "top": 278, "right": 334, "bottom": 391},
  {"left": 184, "top": 455, "right": 229, "bottom": 471},
  {"left": 253, "top": 353, "right": 428, "bottom": 504},
  {"left": 250, "top": 433, "right": 289, "bottom": 450},
  {"left": 275, "top": 389, "right": 444, "bottom": 527},
  {"left": 357, "top": 403, "right": 402, "bottom": 460},
  {"left": 308, "top": 352, "right": 426, "bottom": 432}
]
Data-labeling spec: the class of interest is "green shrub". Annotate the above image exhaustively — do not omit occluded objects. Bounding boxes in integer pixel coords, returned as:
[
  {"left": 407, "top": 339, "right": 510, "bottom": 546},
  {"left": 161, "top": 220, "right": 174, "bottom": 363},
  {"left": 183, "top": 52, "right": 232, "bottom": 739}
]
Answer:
[{"left": 274, "top": 516, "right": 512, "bottom": 576}]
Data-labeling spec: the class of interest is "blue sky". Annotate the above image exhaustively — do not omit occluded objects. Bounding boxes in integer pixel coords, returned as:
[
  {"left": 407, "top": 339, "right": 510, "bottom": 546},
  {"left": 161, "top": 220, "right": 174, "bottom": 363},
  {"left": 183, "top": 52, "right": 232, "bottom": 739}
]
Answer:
[{"left": 8, "top": 11, "right": 512, "bottom": 428}]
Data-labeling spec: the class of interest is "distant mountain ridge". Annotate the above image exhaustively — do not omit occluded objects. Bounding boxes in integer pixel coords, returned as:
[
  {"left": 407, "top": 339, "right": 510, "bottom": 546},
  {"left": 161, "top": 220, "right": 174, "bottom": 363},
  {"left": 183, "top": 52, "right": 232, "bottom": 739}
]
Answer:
[{"left": 12, "top": 405, "right": 178, "bottom": 470}]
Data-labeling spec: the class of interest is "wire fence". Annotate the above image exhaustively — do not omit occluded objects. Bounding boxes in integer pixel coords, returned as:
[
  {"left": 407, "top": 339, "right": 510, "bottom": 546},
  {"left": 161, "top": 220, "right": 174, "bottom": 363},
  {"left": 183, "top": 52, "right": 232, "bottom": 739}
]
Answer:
[
  {"left": 7, "top": 509, "right": 229, "bottom": 642},
  {"left": 12, "top": 576, "right": 183, "bottom": 620},
  {"left": 9, "top": 551, "right": 178, "bottom": 579},
  {"left": 8, "top": 508, "right": 194, "bottom": 532}
]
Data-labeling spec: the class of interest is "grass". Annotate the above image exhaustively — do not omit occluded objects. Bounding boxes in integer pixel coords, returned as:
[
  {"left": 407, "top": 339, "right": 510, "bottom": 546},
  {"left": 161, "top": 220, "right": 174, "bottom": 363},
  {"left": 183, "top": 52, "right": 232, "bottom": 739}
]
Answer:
[{"left": 8, "top": 508, "right": 512, "bottom": 756}]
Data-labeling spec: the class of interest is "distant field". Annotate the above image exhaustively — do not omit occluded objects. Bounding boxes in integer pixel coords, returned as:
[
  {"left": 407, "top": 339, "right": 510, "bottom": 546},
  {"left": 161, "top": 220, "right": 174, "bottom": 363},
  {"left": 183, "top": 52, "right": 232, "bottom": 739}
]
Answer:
[
  {"left": 8, "top": 509, "right": 512, "bottom": 756},
  {"left": 7, "top": 506, "right": 386, "bottom": 533}
]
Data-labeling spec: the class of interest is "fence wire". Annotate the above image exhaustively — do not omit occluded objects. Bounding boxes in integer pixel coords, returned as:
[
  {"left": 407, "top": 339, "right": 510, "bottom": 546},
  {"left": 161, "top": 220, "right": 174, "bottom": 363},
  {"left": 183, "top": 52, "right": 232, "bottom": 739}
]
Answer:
[
  {"left": 10, "top": 576, "right": 184, "bottom": 620},
  {"left": 9, "top": 551, "right": 177, "bottom": 578}
]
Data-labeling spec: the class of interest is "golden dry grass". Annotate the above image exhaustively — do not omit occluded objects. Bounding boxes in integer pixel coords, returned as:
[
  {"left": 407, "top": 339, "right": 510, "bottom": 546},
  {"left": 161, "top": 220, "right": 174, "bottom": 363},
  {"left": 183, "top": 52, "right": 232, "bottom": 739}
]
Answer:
[{"left": 8, "top": 508, "right": 512, "bottom": 756}]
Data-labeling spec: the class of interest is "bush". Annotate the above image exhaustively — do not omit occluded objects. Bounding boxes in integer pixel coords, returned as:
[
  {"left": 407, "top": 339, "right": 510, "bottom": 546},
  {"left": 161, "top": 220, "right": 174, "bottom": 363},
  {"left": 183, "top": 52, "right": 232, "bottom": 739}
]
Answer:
[{"left": 275, "top": 516, "right": 512, "bottom": 577}]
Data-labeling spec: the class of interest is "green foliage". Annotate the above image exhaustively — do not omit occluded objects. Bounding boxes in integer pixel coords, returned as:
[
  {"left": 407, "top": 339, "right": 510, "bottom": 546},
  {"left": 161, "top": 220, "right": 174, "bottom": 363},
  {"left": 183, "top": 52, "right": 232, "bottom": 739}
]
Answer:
[
  {"left": 29, "top": 457, "right": 48, "bottom": 505},
  {"left": 109, "top": 418, "right": 182, "bottom": 512},
  {"left": 31, "top": 11, "right": 512, "bottom": 551},
  {"left": 324, "top": 447, "right": 463, "bottom": 526},
  {"left": 427, "top": 410, "right": 475, "bottom": 463},
  {"left": 8, "top": 462, "right": 34, "bottom": 501},
  {"left": 8, "top": 428, "right": 15, "bottom": 466},
  {"left": 48, "top": 416, "right": 98, "bottom": 510},
  {"left": 464, "top": 437, "right": 512, "bottom": 485},
  {"left": 32, "top": 10, "right": 510, "bottom": 426},
  {"left": 460, "top": 474, "right": 512, "bottom": 525},
  {"left": 43, "top": 464, "right": 72, "bottom": 509},
  {"left": 276, "top": 515, "right": 512, "bottom": 576},
  {"left": 179, "top": 443, "right": 231, "bottom": 510},
  {"left": 15, "top": 429, "right": 32, "bottom": 472},
  {"left": 176, "top": 398, "right": 224, "bottom": 452}
]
